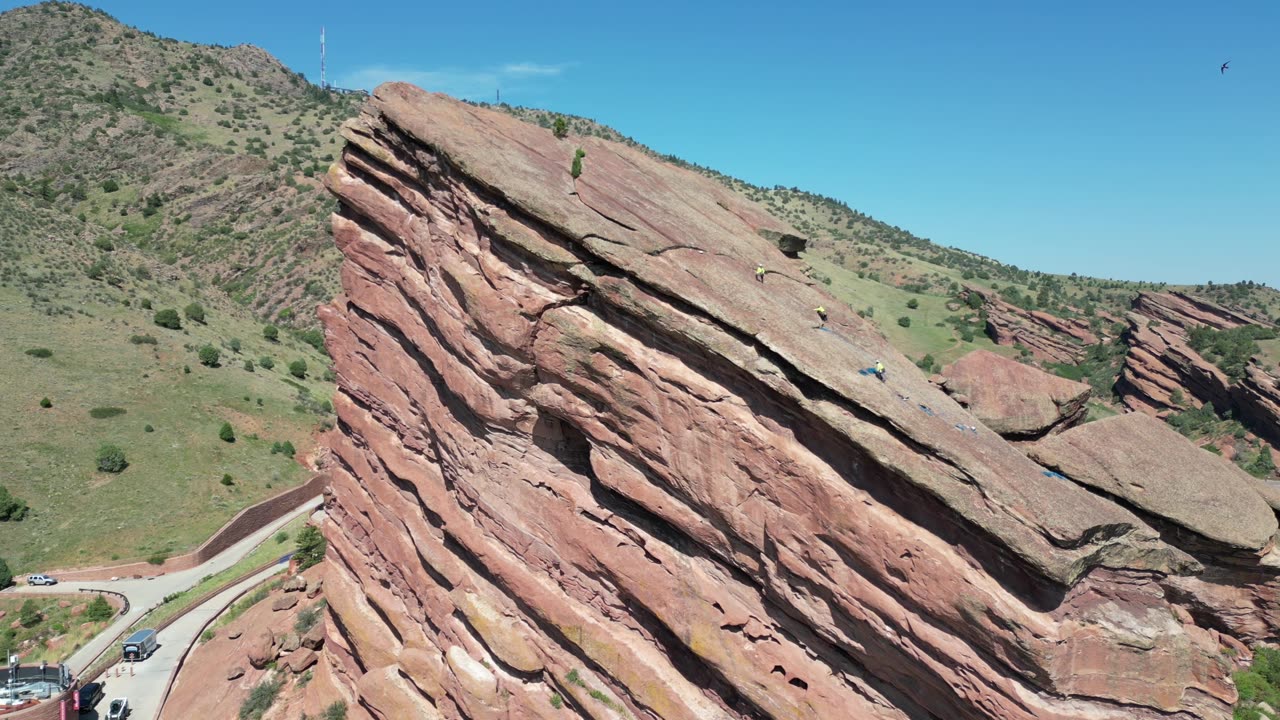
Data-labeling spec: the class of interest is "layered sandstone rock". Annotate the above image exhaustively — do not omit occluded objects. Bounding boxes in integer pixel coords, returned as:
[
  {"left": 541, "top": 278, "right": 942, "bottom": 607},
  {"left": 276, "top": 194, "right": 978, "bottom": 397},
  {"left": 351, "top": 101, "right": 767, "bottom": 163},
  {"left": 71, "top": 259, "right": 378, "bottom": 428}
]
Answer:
[
  {"left": 1117, "top": 292, "right": 1280, "bottom": 446},
  {"left": 1029, "top": 413, "right": 1280, "bottom": 643},
  {"left": 936, "top": 349, "right": 1090, "bottom": 439},
  {"left": 316, "top": 84, "right": 1242, "bottom": 720},
  {"left": 960, "top": 287, "right": 1100, "bottom": 364}
]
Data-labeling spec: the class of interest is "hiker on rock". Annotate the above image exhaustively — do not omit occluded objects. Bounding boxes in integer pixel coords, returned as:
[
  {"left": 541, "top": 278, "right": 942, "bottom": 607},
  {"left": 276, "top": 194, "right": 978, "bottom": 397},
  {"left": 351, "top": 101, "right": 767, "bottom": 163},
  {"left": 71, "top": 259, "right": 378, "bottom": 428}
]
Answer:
[
  {"left": 874, "top": 360, "right": 886, "bottom": 383},
  {"left": 755, "top": 264, "right": 766, "bottom": 283},
  {"left": 815, "top": 306, "right": 827, "bottom": 326}
]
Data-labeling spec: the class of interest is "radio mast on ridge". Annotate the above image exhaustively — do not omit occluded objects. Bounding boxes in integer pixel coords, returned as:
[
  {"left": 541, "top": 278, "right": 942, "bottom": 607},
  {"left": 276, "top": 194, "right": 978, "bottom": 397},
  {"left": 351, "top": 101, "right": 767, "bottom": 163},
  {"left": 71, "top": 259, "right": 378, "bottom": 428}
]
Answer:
[{"left": 320, "top": 26, "right": 327, "bottom": 89}]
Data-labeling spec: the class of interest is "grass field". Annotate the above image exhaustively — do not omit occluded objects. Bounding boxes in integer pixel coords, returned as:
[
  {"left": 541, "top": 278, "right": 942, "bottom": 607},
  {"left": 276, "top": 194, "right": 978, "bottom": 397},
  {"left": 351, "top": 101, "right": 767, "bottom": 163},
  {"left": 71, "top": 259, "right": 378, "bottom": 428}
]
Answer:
[
  {"left": 804, "top": 253, "right": 1015, "bottom": 368},
  {"left": 0, "top": 277, "right": 332, "bottom": 572}
]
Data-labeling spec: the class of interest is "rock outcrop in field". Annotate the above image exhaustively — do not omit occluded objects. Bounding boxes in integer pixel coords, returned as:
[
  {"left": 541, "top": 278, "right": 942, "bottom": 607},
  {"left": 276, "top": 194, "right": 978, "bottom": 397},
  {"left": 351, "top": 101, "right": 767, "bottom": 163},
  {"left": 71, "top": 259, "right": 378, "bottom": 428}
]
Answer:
[{"left": 314, "top": 85, "right": 1261, "bottom": 719}]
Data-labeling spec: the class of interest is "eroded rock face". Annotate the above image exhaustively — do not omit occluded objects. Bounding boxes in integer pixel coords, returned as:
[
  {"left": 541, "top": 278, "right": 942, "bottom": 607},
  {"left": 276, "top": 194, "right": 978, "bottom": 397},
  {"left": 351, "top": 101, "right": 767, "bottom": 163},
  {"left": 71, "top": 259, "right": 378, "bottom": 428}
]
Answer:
[
  {"left": 937, "top": 349, "right": 1090, "bottom": 439},
  {"left": 317, "top": 84, "right": 1239, "bottom": 720}
]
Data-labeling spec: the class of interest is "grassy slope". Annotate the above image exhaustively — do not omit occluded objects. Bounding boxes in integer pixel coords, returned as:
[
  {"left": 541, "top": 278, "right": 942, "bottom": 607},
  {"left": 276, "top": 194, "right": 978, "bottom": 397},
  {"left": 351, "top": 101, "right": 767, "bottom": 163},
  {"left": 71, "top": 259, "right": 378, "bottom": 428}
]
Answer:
[{"left": 0, "top": 193, "right": 330, "bottom": 570}]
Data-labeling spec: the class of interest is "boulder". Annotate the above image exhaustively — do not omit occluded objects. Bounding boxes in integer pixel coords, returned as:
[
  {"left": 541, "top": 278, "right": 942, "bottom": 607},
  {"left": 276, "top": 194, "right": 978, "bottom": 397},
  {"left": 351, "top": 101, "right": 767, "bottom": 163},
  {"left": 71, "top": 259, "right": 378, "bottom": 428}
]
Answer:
[
  {"left": 282, "top": 575, "right": 308, "bottom": 593},
  {"left": 306, "top": 578, "right": 324, "bottom": 599},
  {"left": 280, "top": 648, "right": 317, "bottom": 674},
  {"left": 278, "top": 632, "right": 301, "bottom": 653},
  {"left": 937, "top": 349, "right": 1091, "bottom": 438},
  {"left": 301, "top": 623, "right": 325, "bottom": 651},
  {"left": 227, "top": 629, "right": 242, "bottom": 640},
  {"left": 246, "top": 632, "right": 276, "bottom": 669},
  {"left": 69, "top": 604, "right": 86, "bottom": 617},
  {"left": 271, "top": 593, "right": 300, "bottom": 612}
]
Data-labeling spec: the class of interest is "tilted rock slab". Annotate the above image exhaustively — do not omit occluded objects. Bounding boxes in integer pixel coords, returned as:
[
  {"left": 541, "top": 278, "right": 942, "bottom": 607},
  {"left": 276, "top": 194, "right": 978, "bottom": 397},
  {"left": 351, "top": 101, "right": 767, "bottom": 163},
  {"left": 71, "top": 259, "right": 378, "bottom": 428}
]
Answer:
[
  {"left": 318, "top": 84, "right": 1238, "bottom": 719},
  {"left": 1030, "top": 413, "right": 1280, "bottom": 643},
  {"left": 937, "top": 349, "right": 1090, "bottom": 439}
]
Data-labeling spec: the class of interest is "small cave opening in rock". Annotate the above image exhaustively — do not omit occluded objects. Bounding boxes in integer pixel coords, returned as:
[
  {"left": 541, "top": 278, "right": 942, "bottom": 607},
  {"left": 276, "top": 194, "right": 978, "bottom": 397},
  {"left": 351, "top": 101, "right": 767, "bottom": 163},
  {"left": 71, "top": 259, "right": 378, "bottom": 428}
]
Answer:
[{"left": 533, "top": 411, "right": 594, "bottom": 476}]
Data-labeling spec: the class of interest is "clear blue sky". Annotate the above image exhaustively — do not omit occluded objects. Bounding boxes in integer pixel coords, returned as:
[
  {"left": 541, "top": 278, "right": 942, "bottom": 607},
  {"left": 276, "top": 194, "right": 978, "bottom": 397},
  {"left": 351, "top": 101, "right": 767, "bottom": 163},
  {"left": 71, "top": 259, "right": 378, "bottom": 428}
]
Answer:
[{"left": 8, "top": 1, "right": 1279, "bottom": 287}]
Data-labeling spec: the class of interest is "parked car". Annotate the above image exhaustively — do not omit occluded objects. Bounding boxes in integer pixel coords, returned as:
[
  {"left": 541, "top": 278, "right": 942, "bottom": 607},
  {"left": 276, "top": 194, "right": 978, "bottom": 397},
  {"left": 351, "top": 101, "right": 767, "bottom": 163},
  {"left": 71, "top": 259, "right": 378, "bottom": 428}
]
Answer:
[
  {"left": 106, "top": 697, "right": 129, "bottom": 719},
  {"left": 26, "top": 574, "right": 56, "bottom": 586},
  {"left": 77, "top": 682, "right": 104, "bottom": 714}
]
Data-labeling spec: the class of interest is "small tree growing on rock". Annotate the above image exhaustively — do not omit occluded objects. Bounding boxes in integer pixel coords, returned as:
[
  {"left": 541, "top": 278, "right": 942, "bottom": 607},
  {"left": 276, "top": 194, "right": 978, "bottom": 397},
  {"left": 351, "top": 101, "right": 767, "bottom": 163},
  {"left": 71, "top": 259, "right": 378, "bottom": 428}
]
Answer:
[
  {"left": 295, "top": 525, "right": 327, "bottom": 571},
  {"left": 552, "top": 116, "right": 569, "bottom": 139},
  {"left": 570, "top": 148, "right": 586, "bottom": 179}
]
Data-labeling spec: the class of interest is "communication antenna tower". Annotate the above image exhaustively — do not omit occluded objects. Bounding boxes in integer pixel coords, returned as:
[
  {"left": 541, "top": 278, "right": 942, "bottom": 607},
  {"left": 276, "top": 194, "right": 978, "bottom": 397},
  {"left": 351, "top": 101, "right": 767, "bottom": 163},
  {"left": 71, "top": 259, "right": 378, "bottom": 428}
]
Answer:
[{"left": 320, "top": 26, "right": 327, "bottom": 88}]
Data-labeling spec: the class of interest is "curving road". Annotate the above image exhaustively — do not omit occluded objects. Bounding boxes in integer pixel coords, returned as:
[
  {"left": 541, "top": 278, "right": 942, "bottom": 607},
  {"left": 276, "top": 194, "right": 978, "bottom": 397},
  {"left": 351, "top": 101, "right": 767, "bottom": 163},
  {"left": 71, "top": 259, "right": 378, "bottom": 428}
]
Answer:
[{"left": 3, "top": 497, "right": 321, "bottom": 718}]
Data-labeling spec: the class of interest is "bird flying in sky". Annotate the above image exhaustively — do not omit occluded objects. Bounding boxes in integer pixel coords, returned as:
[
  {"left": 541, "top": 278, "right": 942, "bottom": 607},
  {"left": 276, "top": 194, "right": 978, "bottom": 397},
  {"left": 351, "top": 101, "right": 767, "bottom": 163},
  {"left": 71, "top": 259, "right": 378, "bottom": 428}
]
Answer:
[{"left": 1221, "top": 61, "right": 1230, "bottom": 74}]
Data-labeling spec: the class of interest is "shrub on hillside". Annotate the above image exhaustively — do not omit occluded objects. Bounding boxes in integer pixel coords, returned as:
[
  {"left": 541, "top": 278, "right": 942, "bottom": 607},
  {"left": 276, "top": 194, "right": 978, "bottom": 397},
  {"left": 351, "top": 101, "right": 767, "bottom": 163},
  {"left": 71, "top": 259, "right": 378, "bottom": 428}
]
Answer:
[
  {"left": 271, "top": 440, "right": 296, "bottom": 458},
  {"left": 129, "top": 334, "right": 157, "bottom": 345},
  {"left": 153, "top": 309, "right": 182, "bottom": 329},
  {"left": 101, "top": 179, "right": 119, "bottom": 193},
  {"left": 243, "top": 360, "right": 255, "bottom": 372},
  {"left": 570, "top": 148, "right": 586, "bottom": 179},
  {"left": 199, "top": 344, "right": 221, "bottom": 367},
  {"left": 84, "top": 595, "right": 114, "bottom": 622},
  {"left": 229, "top": 338, "right": 241, "bottom": 353},
  {"left": 906, "top": 298, "right": 920, "bottom": 309},
  {"left": 897, "top": 316, "right": 912, "bottom": 328},
  {"left": 25, "top": 348, "right": 52, "bottom": 358},
  {"left": 262, "top": 324, "right": 279, "bottom": 342},
  {"left": 89, "top": 407, "right": 126, "bottom": 419},
  {"left": 259, "top": 356, "right": 275, "bottom": 370},
  {"left": 93, "top": 236, "right": 114, "bottom": 252},
  {"left": 0, "top": 558, "right": 11, "bottom": 590},
  {"left": 39, "top": 397, "right": 51, "bottom": 409},
  {"left": 140, "top": 298, "right": 152, "bottom": 309},
  {"left": 221, "top": 473, "right": 234, "bottom": 486},
  {"left": 219, "top": 422, "right": 236, "bottom": 443},
  {"left": 96, "top": 444, "right": 128, "bottom": 473},
  {"left": 144, "top": 424, "right": 154, "bottom": 433},
  {"left": 184, "top": 302, "right": 206, "bottom": 324},
  {"left": 322, "top": 702, "right": 347, "bottom": 720},
  {"left": 294, "top": 525, "right": 327, "bottom": 571},
  {"left": 299, "top": 329, "right": 325, "bottom": 353},
  {"left": 1247, "top": 448, "right": 1277, "bottom": 479},
  {"left": 147, "top": 552, "right": 169, "bottom": 566},
  {"left": 289, "top": 359, "right": 307, "bottom": 379},
  {"left": 0, "top": 486, "right": 28, "bottom": 522},
  {"left": 552, "top": 116, "right": 569, "bottom": 139},
  {"left": 19, "top": 600, "right": 40, "bottom": 628},
  {"left": 239, "top": 677, "right": 282, "bottom": 720}
]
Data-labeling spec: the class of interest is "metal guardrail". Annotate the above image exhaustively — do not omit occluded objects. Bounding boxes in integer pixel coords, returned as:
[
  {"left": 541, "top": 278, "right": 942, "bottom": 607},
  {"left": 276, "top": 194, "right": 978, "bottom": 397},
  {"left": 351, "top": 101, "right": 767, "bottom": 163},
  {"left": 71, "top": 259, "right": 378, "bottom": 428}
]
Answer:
[{"left": 77, "top": 588, "right": 129, "bottom": 616}]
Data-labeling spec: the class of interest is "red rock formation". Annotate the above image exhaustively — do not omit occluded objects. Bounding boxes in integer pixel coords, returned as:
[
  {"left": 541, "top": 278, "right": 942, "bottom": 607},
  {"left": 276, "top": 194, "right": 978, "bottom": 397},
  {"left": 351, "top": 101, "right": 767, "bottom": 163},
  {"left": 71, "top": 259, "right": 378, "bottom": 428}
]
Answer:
[
  {"left": 316, "top": 85, "right": 1241, "bottom": 720},
  {"left": 1029, "top": 413, "right": 1280, "bottom": 644},
  {"left": 1133, "top": 292, "right": 1262, "bottom": 332},
  {"left": 1117, "top": 292, "right": 1280, "bottom": 446},
  {"left": 936, "top": 349, "right": 1090, "bottom": 439},
  {"left": 961, "top": 287, "right": 1097, "bottom": 364}
]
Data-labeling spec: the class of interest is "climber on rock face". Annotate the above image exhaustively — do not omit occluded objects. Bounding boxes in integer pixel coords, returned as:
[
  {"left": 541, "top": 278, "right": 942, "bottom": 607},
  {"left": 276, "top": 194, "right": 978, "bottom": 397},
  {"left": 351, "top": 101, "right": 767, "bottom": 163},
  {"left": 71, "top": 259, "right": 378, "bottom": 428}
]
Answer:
[
  {"left": 874, "top": 360, "right": 886, "bottom": 382},
  {"left": 756, "top": 264, "right": 766, "bottom": 282},
  {"left": 815, "top": 306, "right": 827, "bottom": 326}
]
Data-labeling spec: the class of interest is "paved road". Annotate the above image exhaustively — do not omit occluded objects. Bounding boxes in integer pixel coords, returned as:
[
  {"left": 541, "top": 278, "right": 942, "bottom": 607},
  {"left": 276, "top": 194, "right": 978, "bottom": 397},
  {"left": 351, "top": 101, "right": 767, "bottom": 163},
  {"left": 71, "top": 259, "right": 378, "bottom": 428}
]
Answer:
[
  {"left": 4, "top": 496, "right": 321, "bottom": 675},
  {"left": 81, "top": 563, "right": 288, "bottom": 720}
]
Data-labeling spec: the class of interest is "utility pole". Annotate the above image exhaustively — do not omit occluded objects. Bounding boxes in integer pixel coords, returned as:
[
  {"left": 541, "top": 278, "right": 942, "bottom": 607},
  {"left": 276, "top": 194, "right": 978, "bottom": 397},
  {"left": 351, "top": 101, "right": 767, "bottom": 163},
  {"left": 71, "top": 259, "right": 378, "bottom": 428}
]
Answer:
[
  {"left": 496, "top": 89, "right": 501, "bottom": 105},
  {"left": 320, "top": 26, "right": 327, "bottom": 89}
]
